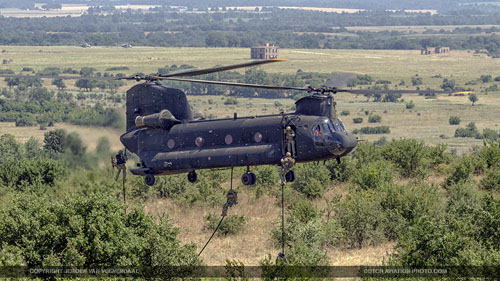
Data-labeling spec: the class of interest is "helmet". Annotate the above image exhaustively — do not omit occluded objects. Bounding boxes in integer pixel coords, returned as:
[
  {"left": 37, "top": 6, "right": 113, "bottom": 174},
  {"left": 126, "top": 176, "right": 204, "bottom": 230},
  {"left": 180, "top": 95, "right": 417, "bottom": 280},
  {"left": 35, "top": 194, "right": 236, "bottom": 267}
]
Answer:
[
  {"left": 286, "top": 152, "right": 291, "bottom": 157},
  {"left": 286, "top": 126, "right": 291, "bottom": 130}
]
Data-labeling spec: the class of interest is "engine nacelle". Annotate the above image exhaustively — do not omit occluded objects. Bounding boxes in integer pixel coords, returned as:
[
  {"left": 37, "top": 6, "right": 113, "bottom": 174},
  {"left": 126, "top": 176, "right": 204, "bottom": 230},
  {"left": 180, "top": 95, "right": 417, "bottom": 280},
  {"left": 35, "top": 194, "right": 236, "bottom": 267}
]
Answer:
[{"left": 135, "top": 109, "right": 181, "bottom": 129}]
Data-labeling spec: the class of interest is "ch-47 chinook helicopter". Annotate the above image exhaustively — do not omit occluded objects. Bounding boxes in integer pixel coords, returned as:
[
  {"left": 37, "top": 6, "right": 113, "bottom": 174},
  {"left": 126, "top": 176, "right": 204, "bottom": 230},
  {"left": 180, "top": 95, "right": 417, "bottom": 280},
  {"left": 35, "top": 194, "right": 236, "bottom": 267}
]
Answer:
[
  {"left": 114, "top": 59, "right": 454, "bottom": 186},
  {"left": 0, "top": 59, "right": 452, "bottom": 187}
]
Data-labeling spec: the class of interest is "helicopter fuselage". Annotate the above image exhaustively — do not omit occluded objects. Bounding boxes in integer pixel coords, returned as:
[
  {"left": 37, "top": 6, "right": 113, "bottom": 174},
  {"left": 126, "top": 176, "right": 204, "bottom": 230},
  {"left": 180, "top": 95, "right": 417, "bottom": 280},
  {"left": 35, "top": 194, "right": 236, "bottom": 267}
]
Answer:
[{"left": 121, "top": 113, "right": 357, "bottom": 176}]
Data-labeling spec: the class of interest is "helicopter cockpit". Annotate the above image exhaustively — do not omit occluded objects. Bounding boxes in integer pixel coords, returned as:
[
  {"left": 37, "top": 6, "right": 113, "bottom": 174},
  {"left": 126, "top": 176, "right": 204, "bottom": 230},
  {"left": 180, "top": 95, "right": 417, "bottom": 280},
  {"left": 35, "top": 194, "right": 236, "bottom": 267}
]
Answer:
[{"left": 312, "top": 118, "right": 356, "bottom": 156}]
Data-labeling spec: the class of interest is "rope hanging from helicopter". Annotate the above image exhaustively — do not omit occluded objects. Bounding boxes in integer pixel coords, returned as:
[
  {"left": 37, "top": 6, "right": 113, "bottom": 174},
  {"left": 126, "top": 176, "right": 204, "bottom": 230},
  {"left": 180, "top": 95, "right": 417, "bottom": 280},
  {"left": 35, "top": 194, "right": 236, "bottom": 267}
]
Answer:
[{"left": 197, "top": 167, "right": 238, "bottom": 257}]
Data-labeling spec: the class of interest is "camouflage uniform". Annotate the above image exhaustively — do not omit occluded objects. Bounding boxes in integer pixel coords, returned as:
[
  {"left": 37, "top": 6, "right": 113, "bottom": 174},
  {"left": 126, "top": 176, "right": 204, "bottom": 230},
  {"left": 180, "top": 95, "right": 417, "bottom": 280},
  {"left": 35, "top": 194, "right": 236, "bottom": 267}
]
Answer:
[
  {"left": 280, "top": 152, "right": 295, "bottom": 183},
  {"left": 114, "top": 150, "right": 128, "bottom": 182},
  {"left": 285, "top": 126, "right": 296, "bottom": 157}
]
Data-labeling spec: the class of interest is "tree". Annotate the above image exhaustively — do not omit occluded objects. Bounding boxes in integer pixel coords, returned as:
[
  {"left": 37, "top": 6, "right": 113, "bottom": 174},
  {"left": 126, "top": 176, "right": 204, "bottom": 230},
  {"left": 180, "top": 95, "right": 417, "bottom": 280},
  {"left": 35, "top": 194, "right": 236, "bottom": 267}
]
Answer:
[
  {"left": 469, "top": 93, "right": 478, "bottom": 106},
  {"left": 52, "top": 79, "right": 66, "bottom": 91}
]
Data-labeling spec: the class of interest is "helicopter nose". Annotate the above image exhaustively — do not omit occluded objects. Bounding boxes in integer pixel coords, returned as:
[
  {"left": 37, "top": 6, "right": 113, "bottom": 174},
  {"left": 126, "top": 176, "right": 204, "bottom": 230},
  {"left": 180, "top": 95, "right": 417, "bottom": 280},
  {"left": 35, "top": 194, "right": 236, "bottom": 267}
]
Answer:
[
  {"left": 341, "top": 133, "right": 358, "bottom": 155},
  {"left": 327, "top": 132, "right": 358, "bottom": 156}
]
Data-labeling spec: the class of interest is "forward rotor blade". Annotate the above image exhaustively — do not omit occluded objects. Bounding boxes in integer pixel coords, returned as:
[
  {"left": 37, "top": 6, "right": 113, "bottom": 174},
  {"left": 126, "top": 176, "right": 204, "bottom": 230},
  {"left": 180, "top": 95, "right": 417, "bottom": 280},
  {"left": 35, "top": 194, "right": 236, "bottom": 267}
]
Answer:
[
  {"left": 158, "top": 59, "right": 287, "bottom": 78},
  {"left": 161, "top": 77, "right": 309, "bottom": 91},
  {"left": 0, "top": 74, "right": 118, "bottom": 81}
]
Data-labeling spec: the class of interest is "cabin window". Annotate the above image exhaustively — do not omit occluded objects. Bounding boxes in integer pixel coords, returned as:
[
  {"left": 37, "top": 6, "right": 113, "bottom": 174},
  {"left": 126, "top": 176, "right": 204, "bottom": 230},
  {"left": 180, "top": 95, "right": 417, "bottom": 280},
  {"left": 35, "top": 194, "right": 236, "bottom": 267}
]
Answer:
[
  {"left": 195, "top": 137, "right": 204, "bottom": 147},
  {"left": 167, "top": 139, "right": 175, "bottom": 149},
  {"left": 312, "top": 125, "right": 321, "bottom": 136},
  {"left": 225, "top": 135, "right": 233, "bottom": 145},
  {"left": 254, "top": 132, "right": 263, "bottom": 143}
]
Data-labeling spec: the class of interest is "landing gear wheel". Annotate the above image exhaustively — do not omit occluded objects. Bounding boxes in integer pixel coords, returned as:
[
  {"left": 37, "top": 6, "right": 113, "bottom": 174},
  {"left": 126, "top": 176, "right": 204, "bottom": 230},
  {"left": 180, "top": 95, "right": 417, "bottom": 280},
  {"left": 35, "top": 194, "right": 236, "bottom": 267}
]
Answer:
[
  {"left": 250, "top": 173, "right": 257, "bottom": 185},
  {"left": 241, "top": 173, "right": 255, "bottom": 185},
  {"left": 285, "top": 170, "right": 296, "bottom": 183},
  {"left": 145, "top": 174, "right": 156, "bottom": 186},
  {"left": 188, "top": 171, "right": 198, "bottom": 183}
]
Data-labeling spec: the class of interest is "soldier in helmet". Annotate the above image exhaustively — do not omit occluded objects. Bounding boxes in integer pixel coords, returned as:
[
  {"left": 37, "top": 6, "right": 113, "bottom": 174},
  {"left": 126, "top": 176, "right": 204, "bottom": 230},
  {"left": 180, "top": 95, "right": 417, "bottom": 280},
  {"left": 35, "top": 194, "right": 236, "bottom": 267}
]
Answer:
[
  {"left": 113, "top": 150, "right": 128, "bottom": 182},
  {"left": 285, "top": 126, "right": 296, "bottom": 157},
  {"left": 280, "top": 152, "right": 295, "bottom": 183}
]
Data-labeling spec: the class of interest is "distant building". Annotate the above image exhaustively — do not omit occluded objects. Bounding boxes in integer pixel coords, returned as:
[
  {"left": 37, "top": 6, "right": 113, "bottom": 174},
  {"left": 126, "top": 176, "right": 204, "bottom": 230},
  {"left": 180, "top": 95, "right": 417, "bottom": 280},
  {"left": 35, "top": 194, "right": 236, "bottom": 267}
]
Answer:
[
  {"left": 122, "top": 44, "right": 133, "bottom": 48},
  {"left": 2, "top": 59, "right": 12, "bottom": 65},
  {"left": 251, "top": 43, "right": 279, "bottom": 59},
  {"left": 81, "top": 43, "right": 91, "bottom": 48},
  {"left": 421, "top": 46, "right": 450, "bottom": 55}
]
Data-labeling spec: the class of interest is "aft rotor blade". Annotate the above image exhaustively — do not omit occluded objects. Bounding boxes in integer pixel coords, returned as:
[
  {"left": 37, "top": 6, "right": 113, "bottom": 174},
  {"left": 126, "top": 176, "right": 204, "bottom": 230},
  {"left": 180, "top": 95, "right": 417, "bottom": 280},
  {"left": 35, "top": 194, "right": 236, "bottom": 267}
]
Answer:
[
  {"left": 161, "top": 77, "right": 309, "bottom": 91},
  {"left": 340, "top": 89, "right": 455, "bottom": 94},
  {"left": 0, "top": 74, "right": 118, "bottom": 81},
  {"left": 157, "top": 59, "right": 287, "bottom": 78}
]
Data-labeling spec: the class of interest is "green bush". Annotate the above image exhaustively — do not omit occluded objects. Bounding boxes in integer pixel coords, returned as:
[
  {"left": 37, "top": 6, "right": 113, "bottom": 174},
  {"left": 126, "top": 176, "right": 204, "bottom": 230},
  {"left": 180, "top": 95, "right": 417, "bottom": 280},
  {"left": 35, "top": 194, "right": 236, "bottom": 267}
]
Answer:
[
  {"left": 444, "top": 156, "right": 477, "bottom": 187},
  {"left": 405, "top": 100, "right": 415, "bottom": 109},
  {"left": 482, "top": 128, "right": 499, "bottom": 142},
  {"left": 336, "top": 190, "right": 386, "bottom": 248},
  {"left": 340, "top": 110, "right": 350, "bottom": 116},
  {"left": 0, "top": 157, "right": 66, "bottom": 192},
  {"left": 224, "top": 98, "right": 238, "bottom": 105},
  {"left": 352, "top": 126, "right": 390, "bottom": 134},
  {"left": 449, "top": 116, "right": 461, "bottom": 125},
  {"left": 455, "top": 122, "right": 480, "bottom": 138},
  {"left": 15, "top": 114, "right": 37, "bottom": 127},
  {"left": 368, "top": 115, "right": 382, "bottom": 123},
  {"left": 291, "top": 163, "right": 331, "bottom": 198},
  {"left": 325, "top": 158, "right": 352, "bottom": 183},
  {"left": 381, "top": 139, "right": 430, "bottom": 178},
  {"left": 479, "top": 141, "right": 500, "bottom": 169},
  {"left": 351, "top": 160, "right": 393, "bottom": 190},
  {"left": 270, "top": 199, "right": 336, "bottom": 265},
  {"left": 0, "top": 194, "right": 198, "bottom": 266},
  {"left": 480, "top": 168, "right": 500, "bottom": 190},
  {"left": 253, "top": 165, "right": 279, "bottom": 187},
  {"left": 378, "top": 183, "right": 444, "bottom": 241},
  {"left": 205, "top": 213, "right": 247, "bottom": 236},
  {"left": 352, "top": 117, "right": 363, "bottom": 124}
]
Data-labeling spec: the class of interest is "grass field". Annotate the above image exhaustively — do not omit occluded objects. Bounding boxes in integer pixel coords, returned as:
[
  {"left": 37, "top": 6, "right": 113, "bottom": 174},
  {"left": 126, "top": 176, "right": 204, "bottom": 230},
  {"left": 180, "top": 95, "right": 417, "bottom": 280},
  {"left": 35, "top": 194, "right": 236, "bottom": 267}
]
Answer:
[{"left": 1, "top": 46, "right": 499, "bottom": 154}]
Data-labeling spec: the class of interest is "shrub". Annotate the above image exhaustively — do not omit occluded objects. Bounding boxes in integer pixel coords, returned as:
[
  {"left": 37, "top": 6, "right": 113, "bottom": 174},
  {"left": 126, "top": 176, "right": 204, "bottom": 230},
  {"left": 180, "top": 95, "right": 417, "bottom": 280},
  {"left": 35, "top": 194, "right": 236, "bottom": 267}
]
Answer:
[
  {"left": 368, "top": 115, "right": 382, "bottom": 123},
  {"left": 482, "top": 128, "right": 499, "bottom": 142},
  {"left": 352, "top": 126, "right": 390, "bottom": 134},
  {"left": 224, "top": 98, "right": 238, "bottom": 105},
  {"left": 253, "top": 165, "right": 279, "bottom": 187},
  {"left": 291, "top": 163, "right": 331, "bottom": 198},
  {"left": 381, "top": 139, "right": 430, "bottom": 178},
  {"left": 0, "top": 194, "right": 198, "bottom": 266},
  {"left": 378, "top": 183, "right": 444, "bottom": 241},
  {"left": 351, "top": 160, "right": 393, "bottom": 190},
  {"left": 480, "top": 168, "right": 500, "bottom": 191},
  {"left": 325, "top": 158, "right": 352, "bottom": 183},
  {"left": 352, "top": 117, "right": 363, "bottom": 123},
  {"left": 15, "top": 115, "right": 37, "bottom": 127},
  {"left": 405, "top": 100, "right": 415, "bottom": 109},
  {"left": 336, "top": 190, "right": 386, "bottom": 248},
  {"left": 455, "top": 122, "right": 480, "bottom": 138},
  {"left": 444, "top": 156, "right": 477, "bottom": 186},
  {"left": 449, "top": 116, "right": 461, "bottom": 125},
  {"left": 340, "top": 110, "right": 350, "bottom": 116},
  {"left": 205, "top": 213, "right": 247, "bottom": 236},
  {"left": 479, "top": 141, "right": 500, "bottom": 169}
]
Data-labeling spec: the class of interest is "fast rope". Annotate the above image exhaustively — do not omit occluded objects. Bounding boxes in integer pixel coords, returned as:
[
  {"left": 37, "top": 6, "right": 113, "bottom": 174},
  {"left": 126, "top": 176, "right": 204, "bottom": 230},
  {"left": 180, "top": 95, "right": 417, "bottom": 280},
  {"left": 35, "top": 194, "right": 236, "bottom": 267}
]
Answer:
[
  {"left": 277, "top": 180, "right": 287, "bottom": 263},
  {"left": 198, "top": 167, "right": 237, "bottom": 257}
]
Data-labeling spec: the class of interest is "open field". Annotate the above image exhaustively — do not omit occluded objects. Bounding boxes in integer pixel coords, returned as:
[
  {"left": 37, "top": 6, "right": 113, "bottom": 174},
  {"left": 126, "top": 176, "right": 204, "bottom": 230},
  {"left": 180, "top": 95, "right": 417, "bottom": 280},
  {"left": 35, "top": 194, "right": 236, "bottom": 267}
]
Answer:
[
  {"left": 0, "top": 46, "right": 498, "bottom": 86},
  {"left": 1, "top": 46, "right": 499, "bottom": 154},
  {"left": 345, "top": 24, "right": 500, "bottom": 33},
  {"left": 0, "top": 4, "right": 162, "bottom": 18}
]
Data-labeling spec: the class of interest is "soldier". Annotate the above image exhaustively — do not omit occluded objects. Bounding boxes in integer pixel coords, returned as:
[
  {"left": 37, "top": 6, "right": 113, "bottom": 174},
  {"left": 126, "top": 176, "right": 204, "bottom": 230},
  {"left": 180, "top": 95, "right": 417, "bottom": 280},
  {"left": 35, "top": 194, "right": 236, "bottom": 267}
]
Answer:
[
  {"left": 280, "top": 152, "right": 295, "bottom": 183},
  {"left": 285, "top": 126, "right": 296, "bottom": 156},
  {"left": 113, "top": 150, "right": 128, "bottom": 182}
]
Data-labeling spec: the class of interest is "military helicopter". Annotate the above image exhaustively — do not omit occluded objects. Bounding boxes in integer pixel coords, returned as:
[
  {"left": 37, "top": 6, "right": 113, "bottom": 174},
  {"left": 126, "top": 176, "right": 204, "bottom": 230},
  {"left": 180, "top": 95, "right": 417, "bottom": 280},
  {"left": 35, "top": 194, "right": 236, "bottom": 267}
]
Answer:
[{"left": 0, "top": 59, "right": 452, "bottom": 186}]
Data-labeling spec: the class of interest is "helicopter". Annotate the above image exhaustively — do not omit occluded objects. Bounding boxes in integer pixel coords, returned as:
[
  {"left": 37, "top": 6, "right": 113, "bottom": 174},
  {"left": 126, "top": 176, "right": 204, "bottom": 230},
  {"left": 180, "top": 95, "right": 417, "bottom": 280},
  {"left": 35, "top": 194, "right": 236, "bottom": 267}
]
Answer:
[{"left": 0, "top": 59, "right": 453, "bottom": 186}]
